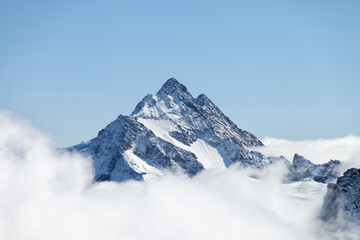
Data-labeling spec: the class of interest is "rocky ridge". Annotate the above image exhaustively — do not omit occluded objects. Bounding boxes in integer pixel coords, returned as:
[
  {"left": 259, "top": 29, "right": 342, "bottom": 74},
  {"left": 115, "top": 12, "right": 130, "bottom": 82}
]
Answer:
[{"left": 287, "top": 153, "right": 341, "bottom": 183}]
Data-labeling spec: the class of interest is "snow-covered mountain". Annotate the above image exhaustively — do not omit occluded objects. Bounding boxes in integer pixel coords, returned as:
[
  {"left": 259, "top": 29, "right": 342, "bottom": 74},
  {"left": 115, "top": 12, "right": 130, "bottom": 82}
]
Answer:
[
  {"left": 287, "top": 153, "right": 341, "bottom": 183},
  {"left": 67, "top": 78, "right": 340, "bottom": 183}
]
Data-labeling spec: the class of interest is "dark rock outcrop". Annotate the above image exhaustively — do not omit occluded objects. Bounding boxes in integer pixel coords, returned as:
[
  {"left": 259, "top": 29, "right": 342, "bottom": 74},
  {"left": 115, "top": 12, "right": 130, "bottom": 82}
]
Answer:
[{"left": 321, "top": 168, "right": 360, "bottom": 224}]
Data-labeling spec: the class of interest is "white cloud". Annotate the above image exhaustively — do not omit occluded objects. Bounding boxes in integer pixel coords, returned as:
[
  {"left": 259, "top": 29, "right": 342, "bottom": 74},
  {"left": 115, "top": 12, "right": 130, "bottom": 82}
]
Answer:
[
  {"left": 0, "top": 111, "right": 358, "bottom": 240},
  {"left": 252, "top": 136, "right": 360, "bottom": 170}
]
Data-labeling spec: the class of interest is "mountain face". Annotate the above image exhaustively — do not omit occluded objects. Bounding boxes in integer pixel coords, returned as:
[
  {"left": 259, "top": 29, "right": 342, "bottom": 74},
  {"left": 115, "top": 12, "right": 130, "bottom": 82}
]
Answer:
[
  {"left": 321, "top": 168, "right": 360, "bottom": 224},
  {"left": 69, "top": 115, "right": 203, "bottom": 181},
  {"left": 287, "top": 153, "right": 341, "bottom": 183},
  {"left": 67, "top": 78, "right": 340, "bottom": 183}
]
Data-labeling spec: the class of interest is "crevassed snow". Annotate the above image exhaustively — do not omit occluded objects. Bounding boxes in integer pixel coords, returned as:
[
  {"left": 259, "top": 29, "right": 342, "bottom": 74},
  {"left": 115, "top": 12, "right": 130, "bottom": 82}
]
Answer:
[
  {"left": 122, "top": 149, "right": 163, "bottom": 181},
  {"left": 138, "top": 118, "right": 227, "bottom": 169}
]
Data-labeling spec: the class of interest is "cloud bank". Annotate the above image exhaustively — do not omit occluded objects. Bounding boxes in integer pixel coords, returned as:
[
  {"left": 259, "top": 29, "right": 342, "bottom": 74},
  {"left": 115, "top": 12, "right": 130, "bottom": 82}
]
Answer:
[
  {"left": 0, "top": 111, "right": 359, "bottom": 240},
  {"left": 252, "top": 136, "right": 360, "bottom": 169}
]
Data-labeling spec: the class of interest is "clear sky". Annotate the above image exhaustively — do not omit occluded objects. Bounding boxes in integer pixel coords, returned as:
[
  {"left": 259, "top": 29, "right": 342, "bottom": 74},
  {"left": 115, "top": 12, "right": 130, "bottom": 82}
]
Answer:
[{"left": 1, "top": 0, "right": 359, "bottom": 147}]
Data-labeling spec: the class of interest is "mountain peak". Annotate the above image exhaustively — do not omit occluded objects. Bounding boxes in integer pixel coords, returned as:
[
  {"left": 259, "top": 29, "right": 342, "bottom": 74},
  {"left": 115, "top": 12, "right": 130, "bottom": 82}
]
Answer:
[
  {"left": 195, "top": 94, "right": 213, "bottom": 106},
  {"left": 165, "top": 77, "right": 179, "bottom": 84},
  {"left": 293, "top": 153, "right": 308, "bottom": 162},
  {"left": 157, "top": 78, "right": 188, "bottom": 96},
  {"left": 292, "top": 153, "right": 312, "bottom": 167}
]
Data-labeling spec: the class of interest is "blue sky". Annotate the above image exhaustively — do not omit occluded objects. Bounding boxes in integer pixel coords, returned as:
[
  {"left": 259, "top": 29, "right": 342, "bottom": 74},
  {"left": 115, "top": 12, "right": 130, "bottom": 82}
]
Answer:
[{"left": 1, "top": 0, "right": 359, "bottom": 147}]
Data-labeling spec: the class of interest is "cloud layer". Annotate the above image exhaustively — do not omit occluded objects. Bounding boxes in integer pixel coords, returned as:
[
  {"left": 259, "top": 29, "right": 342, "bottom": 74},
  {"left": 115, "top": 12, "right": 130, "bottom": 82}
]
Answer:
[
  {"left": 0, "top": 111, "right": 359, "bottom": 239},
  {"left": 252, "top": 136, "right": 360, "bottom": 169}
]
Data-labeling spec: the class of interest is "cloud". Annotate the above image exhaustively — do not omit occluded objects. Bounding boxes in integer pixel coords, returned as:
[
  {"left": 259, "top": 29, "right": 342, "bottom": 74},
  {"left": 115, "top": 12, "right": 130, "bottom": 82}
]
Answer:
[
  {"left": 0, "top": 111, "right": 358, "bottom": 240},
  {"left": 252, "top": 136, "right": 360, "bottom": 170}
]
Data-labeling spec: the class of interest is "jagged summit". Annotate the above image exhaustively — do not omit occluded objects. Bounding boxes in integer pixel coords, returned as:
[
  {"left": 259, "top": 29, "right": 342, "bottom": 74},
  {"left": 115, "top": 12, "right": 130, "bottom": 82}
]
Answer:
[
  {"left": 195, "top": 94, "right": 212, "bottom": 106},
  {"left": 156, "top": 78, "right": 189, "bottom": 97},
  {"left": 292, "top": 153, "right": 310, "bottom": 164},
  {"left": 67, "top": 78, "right": 341, "bottom": 183},
  {"left": 131, "top": 94, "right": 155, "bottom": 116}
]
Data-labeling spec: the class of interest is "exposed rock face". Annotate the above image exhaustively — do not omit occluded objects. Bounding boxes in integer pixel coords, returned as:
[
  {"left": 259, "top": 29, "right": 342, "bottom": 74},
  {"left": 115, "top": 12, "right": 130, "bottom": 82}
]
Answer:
[
  {"left": 321, "top": 168, "right": 360, "bottom": 224},
  {"left": 288, "top": 153, "right": 341, "bottom": 183},
  {"left": 67, "top": 78, "right": 342, "bottom": 183},
  {"left": 68, "top": 115, "right": 203, "bottom": 182}
]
